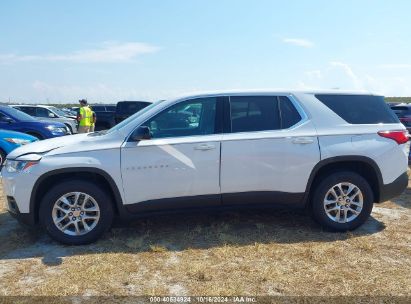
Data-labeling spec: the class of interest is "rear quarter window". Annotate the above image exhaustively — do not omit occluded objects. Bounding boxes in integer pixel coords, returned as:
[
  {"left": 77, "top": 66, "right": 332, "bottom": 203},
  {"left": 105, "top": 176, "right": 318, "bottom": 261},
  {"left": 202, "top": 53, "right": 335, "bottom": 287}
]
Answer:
[
  {"left": 279, "top": 96, "right": 302, "bottom": 128},
  {"left": 315, "top": 94, "right": 399, "bottom": 124}
]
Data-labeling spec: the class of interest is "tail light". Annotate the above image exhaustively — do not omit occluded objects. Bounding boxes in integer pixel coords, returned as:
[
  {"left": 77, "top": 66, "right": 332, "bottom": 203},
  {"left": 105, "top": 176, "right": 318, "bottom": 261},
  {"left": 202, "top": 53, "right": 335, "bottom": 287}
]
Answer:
[{"left": 378, "top": 130, "right": 409, "bottom": 144}]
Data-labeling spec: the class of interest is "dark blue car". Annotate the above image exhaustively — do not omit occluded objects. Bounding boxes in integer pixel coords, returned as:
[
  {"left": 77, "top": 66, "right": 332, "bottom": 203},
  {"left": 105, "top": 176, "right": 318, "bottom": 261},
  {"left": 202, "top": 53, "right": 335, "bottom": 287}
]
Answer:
[{"left": 0, "top": 105, "right": 69, "bottom": 139}]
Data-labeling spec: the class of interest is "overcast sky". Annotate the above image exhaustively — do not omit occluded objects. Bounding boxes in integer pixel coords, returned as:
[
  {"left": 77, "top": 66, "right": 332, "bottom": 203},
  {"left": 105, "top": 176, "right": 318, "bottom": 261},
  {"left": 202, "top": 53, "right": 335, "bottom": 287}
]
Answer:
[{"left": 1, "top": 0, "right": 411, "bottom": 103}]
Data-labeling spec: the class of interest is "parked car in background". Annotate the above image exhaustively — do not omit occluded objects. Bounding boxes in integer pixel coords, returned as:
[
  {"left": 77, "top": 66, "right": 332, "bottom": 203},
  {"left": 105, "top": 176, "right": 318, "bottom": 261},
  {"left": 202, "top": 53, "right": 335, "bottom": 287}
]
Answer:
[
  {"left": 389, "top": 103, "right": 411, "bottom": 165},
  {"left": 11, "top": 105, "right": 78, "bottom": 134},
  {"left": 115, "top": 101, "right": 151, "bottom": 124},
  {"left": 61, "top": 108, "right": 78, "bottom": 117},
  {"left": 0, "top": 105, "right": 70, "bottom": 139},
  {"left": 2, "top": 90, "right": 409, "bottom": 245},
  {"left": 91, "top": 104, "right": 116, "bottom": 131},
  {"left": 0, "top": 130, "right": 37, "bottom": 165},
  {"left": 390, "top": 103, "right": 411, "bottom": 132}
]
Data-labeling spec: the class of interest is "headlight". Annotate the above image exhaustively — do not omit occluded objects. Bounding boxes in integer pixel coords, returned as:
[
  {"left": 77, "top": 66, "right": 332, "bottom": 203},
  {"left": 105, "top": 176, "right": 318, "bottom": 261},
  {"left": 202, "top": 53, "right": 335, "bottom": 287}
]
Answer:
[
  {"left": 4, "top": 160, "right": 38, "bottom": 173},
  {"left": 4, "top": 138, "right": 33, "bottom": 145},
  {"left": 46, "top": 126, "right": 67, "bottom": 135}
]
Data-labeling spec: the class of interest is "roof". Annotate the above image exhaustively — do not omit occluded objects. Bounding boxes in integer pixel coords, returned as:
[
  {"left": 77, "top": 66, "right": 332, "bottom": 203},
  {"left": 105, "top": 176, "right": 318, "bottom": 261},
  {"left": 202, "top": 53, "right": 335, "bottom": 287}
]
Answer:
[{"left": 166, "top": 89, "right": 379, "bottom": 101}]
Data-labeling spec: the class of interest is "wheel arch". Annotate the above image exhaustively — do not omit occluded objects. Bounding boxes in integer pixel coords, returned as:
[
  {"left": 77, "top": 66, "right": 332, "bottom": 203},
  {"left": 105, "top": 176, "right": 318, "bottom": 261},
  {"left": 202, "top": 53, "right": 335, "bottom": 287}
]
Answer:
[
  {"left": 304, "top": 156, "right": 383, "bottom": 206},
  {"left": 26, "top": 131, "right": 44, "bottom": 140},
  {"left": 30, "top": 167, "right": 124, "bottom": 223}
]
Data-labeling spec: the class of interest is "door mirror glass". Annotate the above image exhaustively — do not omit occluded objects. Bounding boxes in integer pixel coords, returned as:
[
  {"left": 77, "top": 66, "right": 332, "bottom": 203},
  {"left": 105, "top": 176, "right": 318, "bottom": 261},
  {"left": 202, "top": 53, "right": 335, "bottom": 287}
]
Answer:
[
  {"left": 48, "top": 112, "right": 56, "bottom": 118},
  {"left": 130, "top": 126, "right": 151, "bottom": 141}
]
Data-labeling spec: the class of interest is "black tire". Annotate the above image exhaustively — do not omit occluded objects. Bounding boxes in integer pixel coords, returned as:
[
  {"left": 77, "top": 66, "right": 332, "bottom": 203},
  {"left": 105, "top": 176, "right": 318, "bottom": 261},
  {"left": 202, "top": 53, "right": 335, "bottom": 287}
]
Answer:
[
  {"left": 39, "top": 180, "right": 113, "bottom": 245},
  {"left": 311, "top": 171, "right": 374, "bottom": 231},
  {"left": 0, "top": 149, "right": 6, "bottom": 166},
  {"left": 64, "top": 124, "right": 73, "bottom": 134}
]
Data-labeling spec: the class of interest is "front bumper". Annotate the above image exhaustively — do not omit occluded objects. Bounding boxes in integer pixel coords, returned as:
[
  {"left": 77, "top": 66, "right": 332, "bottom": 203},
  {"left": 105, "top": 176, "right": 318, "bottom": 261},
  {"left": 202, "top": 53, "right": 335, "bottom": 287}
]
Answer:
[
  {"left": 6, "top": 196, "right": 36, "bottom": 226},
  {"left": 379, "top": 171, "right": 409, "bottom": 203}
]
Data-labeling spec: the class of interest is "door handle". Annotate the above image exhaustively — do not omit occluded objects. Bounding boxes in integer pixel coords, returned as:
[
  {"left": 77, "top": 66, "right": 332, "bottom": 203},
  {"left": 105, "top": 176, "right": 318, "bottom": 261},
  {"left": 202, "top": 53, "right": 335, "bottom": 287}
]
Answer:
[
  {"left": 194, "top": 143, "right": 215, "bottom": 150},
  {"left": 292, "top": 137, "right": 314, "bottom": 144}
]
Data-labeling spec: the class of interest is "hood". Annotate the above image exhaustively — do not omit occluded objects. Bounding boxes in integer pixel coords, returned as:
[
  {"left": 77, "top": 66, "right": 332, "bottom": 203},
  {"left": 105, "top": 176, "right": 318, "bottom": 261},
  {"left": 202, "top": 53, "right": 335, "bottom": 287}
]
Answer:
[
  {"left": 6, "top": 131, "right": 123, "bottom": 160},
  {"left": 0, "top": 129, "right": 37, "bottom": 140},
  {"left": 6, "top": 133, "right": 89, "bottom": 159},
  {"left": 31, "top": 119, "right": 67, "bottom": 127}
]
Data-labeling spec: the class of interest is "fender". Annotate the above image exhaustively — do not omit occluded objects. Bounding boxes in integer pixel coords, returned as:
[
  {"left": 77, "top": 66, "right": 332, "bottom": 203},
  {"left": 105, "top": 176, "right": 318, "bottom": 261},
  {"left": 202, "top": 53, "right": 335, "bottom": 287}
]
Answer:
[
  {"left": 302, "top": 155, "right": 384, "bottom": 204},
  {"left": 30, "top": 167, "right": 126, "bottom": 221}
]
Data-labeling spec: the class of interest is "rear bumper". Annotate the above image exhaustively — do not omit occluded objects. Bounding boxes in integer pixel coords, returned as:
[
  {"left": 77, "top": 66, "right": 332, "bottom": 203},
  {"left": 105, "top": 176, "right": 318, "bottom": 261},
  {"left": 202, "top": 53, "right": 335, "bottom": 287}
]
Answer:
[{"left": 379, "top": 171, "right": 408, "bottom": 203}]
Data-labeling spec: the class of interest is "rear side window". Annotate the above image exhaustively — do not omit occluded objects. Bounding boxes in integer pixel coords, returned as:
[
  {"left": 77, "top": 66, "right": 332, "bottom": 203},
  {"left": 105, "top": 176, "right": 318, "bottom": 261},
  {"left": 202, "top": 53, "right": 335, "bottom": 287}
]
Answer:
[
  {"left": 315, "top": 94, "right": 399, "bottom": 124},
  {"left": 230, "top": 96, "right": 280, "bottom": 132},
  {"left": 279, "top": 96, "right": 302, "bottom": 128}
]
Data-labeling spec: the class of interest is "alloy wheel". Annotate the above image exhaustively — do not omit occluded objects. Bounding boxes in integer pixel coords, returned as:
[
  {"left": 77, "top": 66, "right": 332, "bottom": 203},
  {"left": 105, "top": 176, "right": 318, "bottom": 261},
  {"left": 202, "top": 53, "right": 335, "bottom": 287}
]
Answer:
[
  {"left": 52, "top": 192, "right": 100, "bottom": 236},
  {"left": 323, "top": 182, "right": 363, "bottom": 223}
]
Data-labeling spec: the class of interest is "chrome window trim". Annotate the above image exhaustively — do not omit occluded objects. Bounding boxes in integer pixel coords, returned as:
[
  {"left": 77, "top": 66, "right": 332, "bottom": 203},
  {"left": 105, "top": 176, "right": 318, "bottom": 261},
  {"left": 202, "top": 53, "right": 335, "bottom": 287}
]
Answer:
[{"left": 126, "top": 93, "right": 311, "bottom": 142}]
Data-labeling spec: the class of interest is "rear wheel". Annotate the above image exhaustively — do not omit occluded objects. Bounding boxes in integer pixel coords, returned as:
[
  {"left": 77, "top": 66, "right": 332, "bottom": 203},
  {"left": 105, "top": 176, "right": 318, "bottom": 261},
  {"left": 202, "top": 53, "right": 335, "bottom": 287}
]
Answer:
[
  {"left": 311, "top": 171, "right": 374, "bottom": 231},
  {"left": 39, "top": 180, "right": 113, "bottom": 245}
]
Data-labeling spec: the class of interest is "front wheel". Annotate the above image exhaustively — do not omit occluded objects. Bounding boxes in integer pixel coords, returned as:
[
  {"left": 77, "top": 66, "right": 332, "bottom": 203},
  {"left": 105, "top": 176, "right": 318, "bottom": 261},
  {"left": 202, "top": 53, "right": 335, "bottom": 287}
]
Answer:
[
  {"left": 39, "top": 180, "right": 113, "bottom": 245},
  {"left": 311, "top": 171, "right": 374, "bottom": 231}
]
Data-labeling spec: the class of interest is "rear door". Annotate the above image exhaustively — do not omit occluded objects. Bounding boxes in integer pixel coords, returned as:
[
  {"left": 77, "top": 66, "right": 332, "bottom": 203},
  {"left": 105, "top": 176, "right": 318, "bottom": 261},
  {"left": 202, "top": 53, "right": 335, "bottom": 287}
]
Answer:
[{"left": 220, "top": 95, "right": 320, "bottom": 205}]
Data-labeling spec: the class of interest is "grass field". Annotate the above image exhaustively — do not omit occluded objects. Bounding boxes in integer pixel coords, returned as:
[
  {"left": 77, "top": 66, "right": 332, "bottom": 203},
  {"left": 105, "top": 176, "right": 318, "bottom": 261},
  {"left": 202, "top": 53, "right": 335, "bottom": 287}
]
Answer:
[{"left": 0, "top": 177, "right": 410, "bottom": 297}]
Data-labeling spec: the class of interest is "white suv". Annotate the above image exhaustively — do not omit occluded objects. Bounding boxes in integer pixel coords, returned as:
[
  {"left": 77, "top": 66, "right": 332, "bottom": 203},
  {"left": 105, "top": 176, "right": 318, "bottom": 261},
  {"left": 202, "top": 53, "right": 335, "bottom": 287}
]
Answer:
[{"left": 2, "top": 91, "right": 409, "bottom": 245}]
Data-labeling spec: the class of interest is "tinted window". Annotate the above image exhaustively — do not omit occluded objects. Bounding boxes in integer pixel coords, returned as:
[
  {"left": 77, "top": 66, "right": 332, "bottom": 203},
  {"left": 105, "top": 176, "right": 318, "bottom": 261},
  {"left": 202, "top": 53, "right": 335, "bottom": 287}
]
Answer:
[
  {"left": 315, "top": 94, "right": 399, "bottom": 124},
  {"left": 391, "top": 106, "right": 411, "bottom": 117},
  {"left": 143, "top": 98, "right": 217, "bottom": 139},
  {"left": 117, "top": 102, "right": 151, "bottom": 115},
  {"left": 36, "top": 107, "right": 51, "bottom": 118},
  {"left": 279, "top": 96, "right": 302, "bottom": 128},
  {"left": 107, "top": 106, "right": 116, "bottom": 111},
  {"left": 1, "top": 106, "right": 35, "bottom": 121},
  {"left": 230, "top": 96, "right": 280, "bottom": 132},
  {"left": 93, "top": 106, "right": 105, "bottom": 112}
]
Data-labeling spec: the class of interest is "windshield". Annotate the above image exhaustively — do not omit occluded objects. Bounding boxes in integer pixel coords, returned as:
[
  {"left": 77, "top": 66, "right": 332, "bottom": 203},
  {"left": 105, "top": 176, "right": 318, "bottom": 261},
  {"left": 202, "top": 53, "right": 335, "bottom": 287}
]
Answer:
[
  {"left": 49, "top": 106, "right": 68, "bottom": 116},
  {"left": 2, "top": 106, "right": 36, "bottom": 121},
  {"left": 105, "top": 100, "right": 163, "bottom": 134}
]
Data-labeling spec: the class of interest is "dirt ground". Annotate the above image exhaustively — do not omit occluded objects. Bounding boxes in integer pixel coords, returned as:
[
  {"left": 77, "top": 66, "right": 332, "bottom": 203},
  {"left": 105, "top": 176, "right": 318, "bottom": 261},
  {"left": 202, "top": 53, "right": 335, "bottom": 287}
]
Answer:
[{"left": 0, "top": 176, "right": 410, "bottom": 297}]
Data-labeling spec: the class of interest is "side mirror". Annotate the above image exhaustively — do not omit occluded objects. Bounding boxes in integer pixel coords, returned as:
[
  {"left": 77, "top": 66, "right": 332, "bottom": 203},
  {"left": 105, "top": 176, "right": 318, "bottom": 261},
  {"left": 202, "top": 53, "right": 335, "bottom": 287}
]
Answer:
[
  {"left": 1, "top": 117, "right": 13, "bottom": 124},
  {"left": 48, "top": 113, "right": 56, "bottom": 118},
  {"left": 130, "top": 126, "right": 151, "bottom": 141}
]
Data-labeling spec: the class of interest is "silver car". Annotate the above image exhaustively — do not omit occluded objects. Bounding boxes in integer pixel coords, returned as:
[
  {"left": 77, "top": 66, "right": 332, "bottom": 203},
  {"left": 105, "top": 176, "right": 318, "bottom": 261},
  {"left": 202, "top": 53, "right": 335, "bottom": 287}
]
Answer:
[{"left": 10, "top": 105, "right": 78, "bottom": 134}]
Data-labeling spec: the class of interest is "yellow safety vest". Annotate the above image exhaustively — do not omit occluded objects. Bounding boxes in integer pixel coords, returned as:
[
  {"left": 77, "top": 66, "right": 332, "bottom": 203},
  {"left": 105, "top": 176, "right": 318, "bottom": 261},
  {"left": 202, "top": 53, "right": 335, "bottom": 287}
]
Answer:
[{"left": 79, "top": 106, "right": 92, "bottom": 127}]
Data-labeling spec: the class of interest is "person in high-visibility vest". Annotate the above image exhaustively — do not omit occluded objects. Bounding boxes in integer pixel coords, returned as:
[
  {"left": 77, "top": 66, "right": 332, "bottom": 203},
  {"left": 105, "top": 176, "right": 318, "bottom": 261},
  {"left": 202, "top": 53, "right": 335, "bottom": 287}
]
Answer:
[{"left": 77, "top": 99, "right": 92, "bottom": 133}]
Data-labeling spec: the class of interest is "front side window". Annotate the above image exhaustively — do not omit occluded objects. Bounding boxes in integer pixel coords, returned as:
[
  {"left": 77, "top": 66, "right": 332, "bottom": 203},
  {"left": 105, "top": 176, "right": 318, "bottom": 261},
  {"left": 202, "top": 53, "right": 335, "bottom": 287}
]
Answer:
[
  {"left": 36, "top": 107, "right": 50, "bottom": 118},
  {"left": 230, "top": 96, "right": 280, "bottom": 133},
  {"left": 143, "top": 98, "right": 217, "bottom": 139}
]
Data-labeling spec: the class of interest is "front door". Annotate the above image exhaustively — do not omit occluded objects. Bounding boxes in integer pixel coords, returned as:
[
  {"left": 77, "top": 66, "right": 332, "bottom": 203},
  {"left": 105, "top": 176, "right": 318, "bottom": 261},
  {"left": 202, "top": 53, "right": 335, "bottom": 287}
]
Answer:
[{"left": 120, "top": 97, "right": 223, "bottom": 212}]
